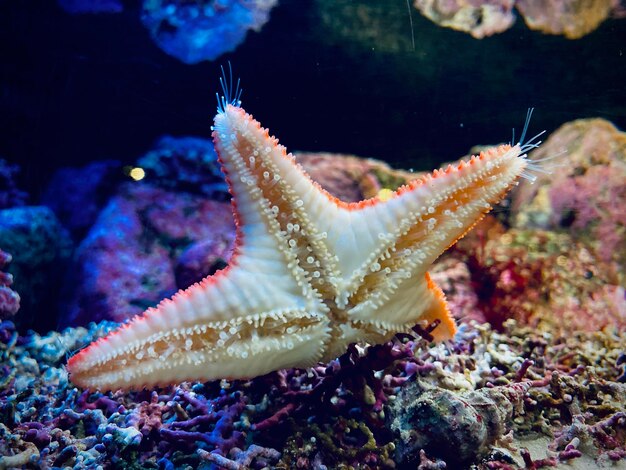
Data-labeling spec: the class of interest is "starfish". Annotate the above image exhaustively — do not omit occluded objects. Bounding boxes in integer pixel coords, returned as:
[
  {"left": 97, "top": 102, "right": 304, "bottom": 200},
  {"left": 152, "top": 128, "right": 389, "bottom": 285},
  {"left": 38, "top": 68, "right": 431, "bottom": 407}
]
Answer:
[{"left": 68, "top": 82, "right": 541, "bottom": 391}]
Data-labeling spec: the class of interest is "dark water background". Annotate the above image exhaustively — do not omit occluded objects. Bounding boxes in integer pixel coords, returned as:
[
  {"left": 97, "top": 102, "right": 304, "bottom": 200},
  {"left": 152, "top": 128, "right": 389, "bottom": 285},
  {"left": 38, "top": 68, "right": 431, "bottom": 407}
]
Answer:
[{"left": 1, "top": 0, "right": 625, "bottom": 199}]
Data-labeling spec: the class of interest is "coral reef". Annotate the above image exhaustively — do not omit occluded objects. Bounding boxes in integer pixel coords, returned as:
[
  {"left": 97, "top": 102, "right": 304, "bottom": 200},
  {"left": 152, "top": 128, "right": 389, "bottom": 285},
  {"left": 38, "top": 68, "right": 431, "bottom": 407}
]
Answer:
[
  {"left": 1, "top": 313, "right": 624, "bottom": 468},
  {"left": 511, "top": 118, "right": 626, "bottom": 270},
  {"left": 0, "top": 250, "right": 20, "bottom": 320},
  {"left": 0, "top": 159, "right": 28, "bottom": 210},
  {"left": 0, "top": 120, "right": 624, "bottom": 467},
  {"left": 141, "top": 0, "right": 278, "bottom": 64},
  {"left": 0, "top": 207, "right": 73, "bottom": 331}
]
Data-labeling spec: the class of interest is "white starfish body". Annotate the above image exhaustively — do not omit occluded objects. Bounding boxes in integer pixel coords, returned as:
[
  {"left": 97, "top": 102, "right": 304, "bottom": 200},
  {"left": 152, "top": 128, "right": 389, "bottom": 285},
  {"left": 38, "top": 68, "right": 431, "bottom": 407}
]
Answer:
[{"left": 68, "top": 104, "right": 528, "bottom": 391}]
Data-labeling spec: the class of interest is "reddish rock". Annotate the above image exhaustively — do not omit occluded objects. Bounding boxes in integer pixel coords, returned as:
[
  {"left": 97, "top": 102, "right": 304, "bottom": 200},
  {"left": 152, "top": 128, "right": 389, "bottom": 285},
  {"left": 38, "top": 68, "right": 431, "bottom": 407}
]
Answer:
[
  {"left": 414, "top": 0, "right": 516, "bottom": 39},
  {"left": 511, "top": 118, "right": 626, "bottom": 270},
  {"left": 296, "top": 152, "right": 417, "bottom": 202},
  {"left": 516, "top": 0, "right": 620, "bottom": 39}
]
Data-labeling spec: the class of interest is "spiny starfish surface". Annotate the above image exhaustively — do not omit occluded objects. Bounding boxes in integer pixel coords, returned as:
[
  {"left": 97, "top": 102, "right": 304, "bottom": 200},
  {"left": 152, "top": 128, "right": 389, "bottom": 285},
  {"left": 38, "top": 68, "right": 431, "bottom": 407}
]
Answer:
[{"left": 68, "top": 85, "right": 540, "bottom": 391}]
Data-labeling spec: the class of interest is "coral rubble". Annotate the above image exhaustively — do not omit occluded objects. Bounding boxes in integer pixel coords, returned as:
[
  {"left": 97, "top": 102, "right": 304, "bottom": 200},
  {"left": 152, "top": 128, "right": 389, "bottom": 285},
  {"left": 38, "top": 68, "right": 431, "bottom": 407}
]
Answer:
[{"left": 0, "top": 314, "right": 624, "bottom": 468}]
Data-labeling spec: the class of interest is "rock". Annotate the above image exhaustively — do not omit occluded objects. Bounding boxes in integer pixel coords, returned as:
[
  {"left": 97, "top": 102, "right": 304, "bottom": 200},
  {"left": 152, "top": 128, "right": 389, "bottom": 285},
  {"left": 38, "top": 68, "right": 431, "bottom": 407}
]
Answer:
[
  {"left": 453, "top": 226, "right": 626, "bottom": 333},
  {"left": 42, "top": 160, "right": 122, "bottom": 241},
  {"left": 0, "top": 250, "right": 20, "bottom": 320},
  {"left": 516, "top": 0, "right": 620, "bottom": 39},
  {"left": 511, "top": 118, "right": 626, "bottom": 268},
  {"left": 136, "top": 136, "right": 229, "bottom": 200},
  {"left": 0, "top": 207, "right": 73, "bottom": 331},
  {"left": 58, "top": 136, "right": 240, "bottom": 326},
  {"left": 414, "top": 0, "right": 516, "bottom": 39},
  {"left": 61, "top": 184, "right": 234, "bottom": 326},
  {"left": 140, "top": 0, "right": 278, "bottom": 64},
  {"left": 295, "top": 152, "right": 418, "bottom": 203},
  {"left": 387, "top": 379, "right": 529, "bottom": 467},
  {"left": 174, "top": 236, "right": 234, "bottom": 290}
]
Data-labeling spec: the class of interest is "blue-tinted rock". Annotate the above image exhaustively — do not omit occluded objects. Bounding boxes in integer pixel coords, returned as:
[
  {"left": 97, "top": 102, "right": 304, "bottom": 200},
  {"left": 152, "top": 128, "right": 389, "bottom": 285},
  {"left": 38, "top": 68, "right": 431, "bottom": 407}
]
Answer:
[
  {"left": 60, "top": 137, "right": 234, "bottom": 327},
  {"left": 141, "top": 0, "right": 278, "bottom": 64},
  {"left": 137, "top": 136, "right": 229, "bottom": 199},
  {"left": 0, "top": 207, "right": 73, "bottom": 332},
  {"left": 42, "top": 160, "right": 122, "bottom": 241}
]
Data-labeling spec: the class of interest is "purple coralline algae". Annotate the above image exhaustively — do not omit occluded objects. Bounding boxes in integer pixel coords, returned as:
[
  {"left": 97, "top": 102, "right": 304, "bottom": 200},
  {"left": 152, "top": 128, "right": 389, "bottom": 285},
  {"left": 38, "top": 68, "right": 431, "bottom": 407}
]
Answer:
[
  {"left": 174, "top": 236, "right": 234, "bottom": 290},
  {"left": 141, "top": 0, "right": 279, "bottom": 64},
  {"left": 61, "top": 183, "right": 235, "bottom": 326},
  {"left": 0, "top": 250, "right": 20, "bottom": 320},
  {"left": 0, "top": 158, "right": 28, "bottom": 210}
]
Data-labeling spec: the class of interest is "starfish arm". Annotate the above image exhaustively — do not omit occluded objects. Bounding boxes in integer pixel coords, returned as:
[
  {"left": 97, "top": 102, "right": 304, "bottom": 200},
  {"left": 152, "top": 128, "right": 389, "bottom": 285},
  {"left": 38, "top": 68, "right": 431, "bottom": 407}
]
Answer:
[
  {"left": 342, "top": 144, "right": 528, "bottom": 323},
  {"left": 67, "top": 231, "right": 332, "bottom": 390},
  {"left": 67, "top": 107, "right": 341, "bottom": 391}
]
